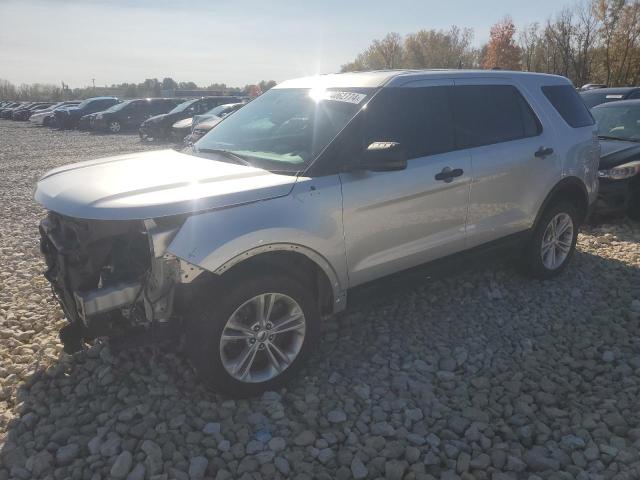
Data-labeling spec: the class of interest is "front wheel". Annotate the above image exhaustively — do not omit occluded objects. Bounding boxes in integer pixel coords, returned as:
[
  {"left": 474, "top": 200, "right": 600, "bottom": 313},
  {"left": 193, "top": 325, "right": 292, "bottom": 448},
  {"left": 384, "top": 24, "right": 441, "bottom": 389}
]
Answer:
[
  {"left": 185, "top": 272, "right": 319, "bottom": 397},
  {"left": 108, "top": 120, "right": 121, "bottom": 133},
  {"left": 520, "top": 202, "right": 579, "bottom": 279}
]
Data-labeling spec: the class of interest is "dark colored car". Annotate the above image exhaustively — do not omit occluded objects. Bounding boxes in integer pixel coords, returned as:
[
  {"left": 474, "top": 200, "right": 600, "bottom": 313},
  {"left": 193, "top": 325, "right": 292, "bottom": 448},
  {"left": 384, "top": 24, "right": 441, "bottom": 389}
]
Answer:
[
  {"left": 183, "top": 103, "right": 246, "bottom": 144},
  {"left": 91, "top": 98, "right": 182, "bottom": 133},
  {"left": 0, "top": 102, "right": 23, "bottom": 116},
  {"left": 53, "top": 97, "right": 119, "bottom": 129},
  {"left": 579, "top": 83, "right": 608, "bottom": 91},
  {"left": 580, "top": 87, "right": 640, "bottom": 109},
  {"left": 1, "top": 102, "right": 34, "bottom": 119},
  {"left": 591, "top": 100, "right": 640, "bottom": 219},
  {"left": 139, "top": 96, "right": 242, "bottom": 141},
  {"left": 174, "top": 102, "right": 245, "bottom": 143},
  {"left": 12, "top": 103, "right": 54, "bottom": 121},
  {"left": 77, "top": 113, "right": 97, "bottom": 131}
]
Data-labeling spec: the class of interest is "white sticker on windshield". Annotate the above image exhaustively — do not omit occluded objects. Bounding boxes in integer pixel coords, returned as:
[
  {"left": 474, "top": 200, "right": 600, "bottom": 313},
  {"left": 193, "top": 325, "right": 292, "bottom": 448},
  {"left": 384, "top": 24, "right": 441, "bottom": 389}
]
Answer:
[
  {"left": 606, "top": 94, "right": 624, "bottom": 99},
  {"left": 326, "top": 91, "right": 367, "bottom": 104}
]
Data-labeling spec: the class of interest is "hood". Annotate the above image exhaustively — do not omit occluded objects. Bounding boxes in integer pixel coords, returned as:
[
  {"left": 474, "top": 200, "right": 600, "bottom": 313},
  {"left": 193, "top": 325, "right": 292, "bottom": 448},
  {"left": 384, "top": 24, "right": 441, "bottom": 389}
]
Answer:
[
  {"left": 599, "top": 139, "right": 640, "bottom": 169},
  {"left": 173, "top": 117, "right": 193, "bottom": 129},
  {"left": 35, "top": 149, "right": 298, "bottom": 221},
  {"left": 196, "top": 116, "right": 223, "bottom": 131},
  {"left": 144, "top": 112, "right": 173, "bottom": 125}
]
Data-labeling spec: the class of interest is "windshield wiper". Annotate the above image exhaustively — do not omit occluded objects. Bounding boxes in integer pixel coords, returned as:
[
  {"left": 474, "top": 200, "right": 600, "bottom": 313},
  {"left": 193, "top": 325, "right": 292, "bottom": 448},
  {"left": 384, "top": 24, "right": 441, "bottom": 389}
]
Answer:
[
  {"left": 598, "top": 134, "right": 637, "bottom": 142},
  {"left": 195, "top": 148, "right": 252, "bottom": 166}
]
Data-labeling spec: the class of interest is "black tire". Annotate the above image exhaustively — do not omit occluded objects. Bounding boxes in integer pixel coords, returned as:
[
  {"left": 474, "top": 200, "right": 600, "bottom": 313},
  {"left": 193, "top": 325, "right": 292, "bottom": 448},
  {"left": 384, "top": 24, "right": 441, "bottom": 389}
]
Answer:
[
  {"left": 185, "top": 271, "right": 320, "bottom": 397},
  {"left": 520, "top": 201, "right": 579, "bottom": 279}
]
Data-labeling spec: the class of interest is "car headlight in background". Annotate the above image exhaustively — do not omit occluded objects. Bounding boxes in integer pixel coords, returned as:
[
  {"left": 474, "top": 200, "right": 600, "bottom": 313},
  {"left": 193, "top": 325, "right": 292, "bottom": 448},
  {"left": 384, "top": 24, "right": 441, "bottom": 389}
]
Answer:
[
  {"left": 96, "top": 113, "right": 103, "bottom": 119},
  {"left": 598, "top": 161, "right": 640, "bottom": 180}
]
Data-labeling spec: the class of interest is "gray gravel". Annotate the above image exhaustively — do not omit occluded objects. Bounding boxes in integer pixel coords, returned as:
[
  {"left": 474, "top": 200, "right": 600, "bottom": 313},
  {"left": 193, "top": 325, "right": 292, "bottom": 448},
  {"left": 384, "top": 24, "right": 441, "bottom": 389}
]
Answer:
[{"left": 1, "top": 119, "right": 640, "bottom": 479}]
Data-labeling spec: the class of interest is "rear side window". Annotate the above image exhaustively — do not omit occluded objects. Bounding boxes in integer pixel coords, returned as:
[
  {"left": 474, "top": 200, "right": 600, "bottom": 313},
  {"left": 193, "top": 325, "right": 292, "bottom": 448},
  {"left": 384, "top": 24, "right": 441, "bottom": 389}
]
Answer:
[
  {"left": 542, "top": 85, "right": 594, "bottom": 127},
  {"left": 364, "top": 86, "right": 455, "bottom": 159},
  {"left": 452, "top": 85, "right": 542, "bottom": 149}
]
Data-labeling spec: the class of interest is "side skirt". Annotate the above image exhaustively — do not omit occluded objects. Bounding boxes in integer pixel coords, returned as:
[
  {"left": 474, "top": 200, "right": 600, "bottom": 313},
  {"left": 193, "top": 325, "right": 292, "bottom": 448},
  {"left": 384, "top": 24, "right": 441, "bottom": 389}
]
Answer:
[{"left": 345, "top": 230, "right": 531, "bottom": 309}]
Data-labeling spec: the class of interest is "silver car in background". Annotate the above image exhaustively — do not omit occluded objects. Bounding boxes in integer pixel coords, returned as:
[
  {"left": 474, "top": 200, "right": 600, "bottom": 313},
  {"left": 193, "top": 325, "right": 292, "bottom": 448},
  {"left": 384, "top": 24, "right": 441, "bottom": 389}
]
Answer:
[
  {"left": 35, "top": 70, "right": 598, "bottom": 396},
  {"left": 29, "top": 101, "right": 81, "bottom": 126}
]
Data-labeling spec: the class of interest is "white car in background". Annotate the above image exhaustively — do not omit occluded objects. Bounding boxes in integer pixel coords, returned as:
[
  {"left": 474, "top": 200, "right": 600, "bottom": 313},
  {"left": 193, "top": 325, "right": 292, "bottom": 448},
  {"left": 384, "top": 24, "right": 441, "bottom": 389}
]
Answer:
[{"left": 29, "top": 101, "right": 80, "bottom": 126}]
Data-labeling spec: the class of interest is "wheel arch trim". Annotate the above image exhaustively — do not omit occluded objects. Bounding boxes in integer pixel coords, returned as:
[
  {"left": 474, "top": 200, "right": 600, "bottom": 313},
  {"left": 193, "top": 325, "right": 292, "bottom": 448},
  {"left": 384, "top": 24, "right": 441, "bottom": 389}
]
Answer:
[
  {"left": 533, "top": 176, "right": 590, "bottom": 229},
  {"left": 211, "top": 243, "right": 346, "bottom": 313}
]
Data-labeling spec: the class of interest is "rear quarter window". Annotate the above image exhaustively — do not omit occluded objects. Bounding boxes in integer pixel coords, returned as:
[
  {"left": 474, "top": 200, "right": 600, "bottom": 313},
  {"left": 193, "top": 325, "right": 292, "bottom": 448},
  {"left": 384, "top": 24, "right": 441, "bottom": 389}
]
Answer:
[{"left": 543, "top": 85, "right": 594, "bottom": 128}]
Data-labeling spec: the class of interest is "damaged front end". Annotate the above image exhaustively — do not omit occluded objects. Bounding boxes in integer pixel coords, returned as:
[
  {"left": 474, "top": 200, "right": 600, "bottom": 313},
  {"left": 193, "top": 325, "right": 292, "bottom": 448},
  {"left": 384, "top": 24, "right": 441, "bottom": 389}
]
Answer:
[{"left": 39, "top": 212, "right": 202, "bottom": 353}]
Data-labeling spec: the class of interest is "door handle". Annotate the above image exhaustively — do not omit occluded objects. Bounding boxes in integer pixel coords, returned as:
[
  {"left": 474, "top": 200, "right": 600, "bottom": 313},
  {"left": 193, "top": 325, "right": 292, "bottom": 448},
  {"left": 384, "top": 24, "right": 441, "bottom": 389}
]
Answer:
[
  {"left": 435, "top": 166, "right": 464, "bottom": 183},
  {"left": 535, "top": 146, "right": 554, "bottom": 158}
]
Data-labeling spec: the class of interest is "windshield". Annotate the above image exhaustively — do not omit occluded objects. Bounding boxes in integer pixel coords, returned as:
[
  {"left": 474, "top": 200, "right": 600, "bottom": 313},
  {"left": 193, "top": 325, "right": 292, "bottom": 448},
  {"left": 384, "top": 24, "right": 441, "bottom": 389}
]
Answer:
[
  {"left": 168, "top": 99, "right": 197, "bottom": 114},
  {"left": 76, "top": 98, "right": 105, "bottom": 109},
  {"left": 194, "top": 88, "right": 373, "bottom": 171},
  {"left": 103, "top": 100, "right": 133, "bottom": 113},
  {"left": 592, "top": 104, "right": 640, "bottom": 141}
]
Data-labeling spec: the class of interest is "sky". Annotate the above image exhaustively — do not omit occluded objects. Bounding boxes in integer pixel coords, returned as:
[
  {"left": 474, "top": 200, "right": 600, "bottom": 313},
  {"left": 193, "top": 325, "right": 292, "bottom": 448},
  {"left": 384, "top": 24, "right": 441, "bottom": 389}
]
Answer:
[{"left": 0, "top": 0, "right": 568, "bottom": 89}]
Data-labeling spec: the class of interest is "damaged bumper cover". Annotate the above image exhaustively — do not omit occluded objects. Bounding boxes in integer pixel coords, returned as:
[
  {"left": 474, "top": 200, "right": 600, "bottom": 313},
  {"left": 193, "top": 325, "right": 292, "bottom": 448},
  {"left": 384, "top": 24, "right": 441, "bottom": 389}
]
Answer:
[{"left": 39, "top": 212, "right": 203, "bottom": 352}]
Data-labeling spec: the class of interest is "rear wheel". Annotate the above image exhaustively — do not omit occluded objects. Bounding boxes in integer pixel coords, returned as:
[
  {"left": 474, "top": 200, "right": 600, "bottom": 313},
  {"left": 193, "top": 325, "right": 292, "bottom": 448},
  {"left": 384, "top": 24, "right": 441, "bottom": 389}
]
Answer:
[
  {"left": 185, "top": 272, "right": 319, "bottom": 397},
  {"left": 520, "top": 202, "right": 579, "bottom": 278}
]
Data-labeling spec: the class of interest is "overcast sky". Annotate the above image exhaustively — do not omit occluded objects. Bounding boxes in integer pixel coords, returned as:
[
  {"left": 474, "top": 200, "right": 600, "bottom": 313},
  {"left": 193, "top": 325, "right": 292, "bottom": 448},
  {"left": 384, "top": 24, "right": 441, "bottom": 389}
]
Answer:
[{"left": 1, "top": 0, "right": 567, "bottom": 89}]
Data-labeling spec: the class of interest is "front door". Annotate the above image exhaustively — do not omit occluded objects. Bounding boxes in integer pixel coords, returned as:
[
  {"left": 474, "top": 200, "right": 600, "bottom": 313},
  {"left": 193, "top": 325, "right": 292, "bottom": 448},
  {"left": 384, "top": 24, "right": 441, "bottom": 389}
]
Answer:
[{"left": 339, "top": 81, "right": 471, "bottom": 287}]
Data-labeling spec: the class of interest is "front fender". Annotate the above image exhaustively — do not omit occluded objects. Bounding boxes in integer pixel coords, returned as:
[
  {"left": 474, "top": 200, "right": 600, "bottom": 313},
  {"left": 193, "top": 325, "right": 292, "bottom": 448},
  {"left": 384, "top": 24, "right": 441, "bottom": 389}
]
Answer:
[{"left": 167, "top": 175, "right": 348, "bottom": 309}]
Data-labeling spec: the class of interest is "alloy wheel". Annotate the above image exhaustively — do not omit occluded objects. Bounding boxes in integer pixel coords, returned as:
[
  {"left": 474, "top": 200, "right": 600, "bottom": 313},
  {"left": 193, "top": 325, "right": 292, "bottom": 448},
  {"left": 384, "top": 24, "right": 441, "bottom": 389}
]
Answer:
[
  {"left": 109, "top": 121, "right": 121, "bottom": 133},
  {"left": 219, "top": 293, "right": 306, "bottom": 383},
  {"left": 541, "top": 212, "right": 574, "bottom": 270}
]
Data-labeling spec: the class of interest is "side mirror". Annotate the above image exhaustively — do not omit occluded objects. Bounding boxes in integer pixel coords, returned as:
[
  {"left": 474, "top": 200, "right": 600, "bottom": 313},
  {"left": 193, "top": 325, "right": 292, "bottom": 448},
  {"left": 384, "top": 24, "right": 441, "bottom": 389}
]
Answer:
[{"left": 356, "top": 141, "right": 407, "bottom": 172}]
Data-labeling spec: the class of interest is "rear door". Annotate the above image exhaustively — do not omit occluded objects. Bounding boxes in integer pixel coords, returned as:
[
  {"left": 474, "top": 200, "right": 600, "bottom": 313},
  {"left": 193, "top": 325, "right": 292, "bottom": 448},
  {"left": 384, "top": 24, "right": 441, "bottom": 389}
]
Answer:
[
  {"left": 452, "top": 79, "right": 558, "bottom": 247},
  {"left": 339, "top": 80, "right": 472, "bottom": 286}
]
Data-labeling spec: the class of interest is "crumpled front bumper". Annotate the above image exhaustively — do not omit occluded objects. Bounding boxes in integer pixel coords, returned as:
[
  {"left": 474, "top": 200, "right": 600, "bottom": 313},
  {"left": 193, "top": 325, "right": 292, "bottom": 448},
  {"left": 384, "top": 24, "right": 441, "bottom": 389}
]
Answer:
[{"left": 139, "top": 123, "right": 166, "bottom": 140}]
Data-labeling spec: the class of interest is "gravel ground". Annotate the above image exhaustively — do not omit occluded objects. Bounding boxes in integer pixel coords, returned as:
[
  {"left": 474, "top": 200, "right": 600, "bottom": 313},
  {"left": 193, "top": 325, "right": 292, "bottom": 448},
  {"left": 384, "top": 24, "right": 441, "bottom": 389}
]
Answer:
[{"left": 1, "top": 119, "right": 639, "bottom": 480}]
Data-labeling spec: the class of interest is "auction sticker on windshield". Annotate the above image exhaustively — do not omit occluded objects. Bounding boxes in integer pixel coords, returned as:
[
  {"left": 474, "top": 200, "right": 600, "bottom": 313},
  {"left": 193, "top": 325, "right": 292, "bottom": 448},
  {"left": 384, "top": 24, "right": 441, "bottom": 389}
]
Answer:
[{"left": 326, "top": 91, "right": 367, "bottom": 104}]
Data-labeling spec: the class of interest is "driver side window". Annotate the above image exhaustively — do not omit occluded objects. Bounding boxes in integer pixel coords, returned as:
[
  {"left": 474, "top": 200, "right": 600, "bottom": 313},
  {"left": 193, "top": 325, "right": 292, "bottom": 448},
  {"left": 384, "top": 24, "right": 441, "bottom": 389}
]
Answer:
[{"left": 364, "top": 86, "right": 455, "bottom": 160}]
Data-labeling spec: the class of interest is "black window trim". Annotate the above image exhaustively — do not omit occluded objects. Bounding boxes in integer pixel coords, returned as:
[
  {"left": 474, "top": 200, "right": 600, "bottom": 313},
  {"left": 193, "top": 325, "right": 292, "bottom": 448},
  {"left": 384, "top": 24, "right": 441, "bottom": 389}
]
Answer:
[{"left": 307, "top": 83, "right": 546, "bottom": 176}]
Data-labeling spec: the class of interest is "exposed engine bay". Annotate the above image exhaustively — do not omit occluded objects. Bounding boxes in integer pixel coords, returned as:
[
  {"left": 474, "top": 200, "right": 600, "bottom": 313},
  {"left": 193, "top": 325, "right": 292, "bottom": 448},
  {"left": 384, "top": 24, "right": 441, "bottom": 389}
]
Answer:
[{"left": 39, "top": 212, "right": 202, "bottom": 352}]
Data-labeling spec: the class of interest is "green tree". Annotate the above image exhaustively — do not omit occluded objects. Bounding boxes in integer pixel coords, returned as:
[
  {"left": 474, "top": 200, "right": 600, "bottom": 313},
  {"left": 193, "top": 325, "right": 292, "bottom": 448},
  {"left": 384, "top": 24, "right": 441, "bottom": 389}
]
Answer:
[
  {"left": 341, "top": 32, "right": 404, "bottom": 71},
  {"left": 161, "top": 77, "right": 178, "bottom": 90}
]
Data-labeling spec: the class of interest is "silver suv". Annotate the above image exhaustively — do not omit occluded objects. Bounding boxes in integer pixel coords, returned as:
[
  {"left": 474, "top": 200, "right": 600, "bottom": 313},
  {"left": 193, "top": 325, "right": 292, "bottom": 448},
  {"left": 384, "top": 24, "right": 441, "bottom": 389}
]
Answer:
[{"left": 35, "top": 70, "right": 599, "bottom": 396}]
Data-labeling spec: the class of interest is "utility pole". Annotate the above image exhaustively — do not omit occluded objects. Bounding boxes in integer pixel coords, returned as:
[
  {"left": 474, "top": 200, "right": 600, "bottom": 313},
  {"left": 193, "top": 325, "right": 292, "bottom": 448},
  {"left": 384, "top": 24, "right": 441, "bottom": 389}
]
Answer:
[{"left": 92, "top": 78, "right": 95, "bottom": 90}]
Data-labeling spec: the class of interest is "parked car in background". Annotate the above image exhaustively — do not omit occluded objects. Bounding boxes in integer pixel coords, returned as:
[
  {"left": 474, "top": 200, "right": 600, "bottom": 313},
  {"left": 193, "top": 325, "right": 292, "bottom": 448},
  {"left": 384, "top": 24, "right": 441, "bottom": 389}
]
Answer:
[
  {"left": 53, "top": 97, "right": 119, "bottom": 129},
  {"left": 8, "top": 102, "right": 46, "bottom": 119},
  {"left": 12, "top": 102, "right": 55, "bottom": 121},
  {"left": 0, "top": 102, "right": 23, "bottom": 116},
  {"left": 580, "top": 83, "right": 607, "bottom": 91},
  {"left": 90, "top": 98, "right": 181, "bottom": 133},
  {"left": 139, "top": 96, "right": 241, "bottom": 141},
  {"left": 1, "top": 102, "right": 34, "bottom": 119},
  {"left": 77, "top": 113, "right": 97, "bottom": 130},
  {"left": 35, "top": 70, "right": 598, "bottom": 396},
  {"left": 183, "top": 102, "right": 246, "bottom": 144},
  {"left": 580, "top": 87, "right": 640, "bottom": 109},
  {"left": 29, "top": 101, "right": 80, "bottom": 126},
  {"left": 591, "top": 100, "right": 640, "bottom": 219}
]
